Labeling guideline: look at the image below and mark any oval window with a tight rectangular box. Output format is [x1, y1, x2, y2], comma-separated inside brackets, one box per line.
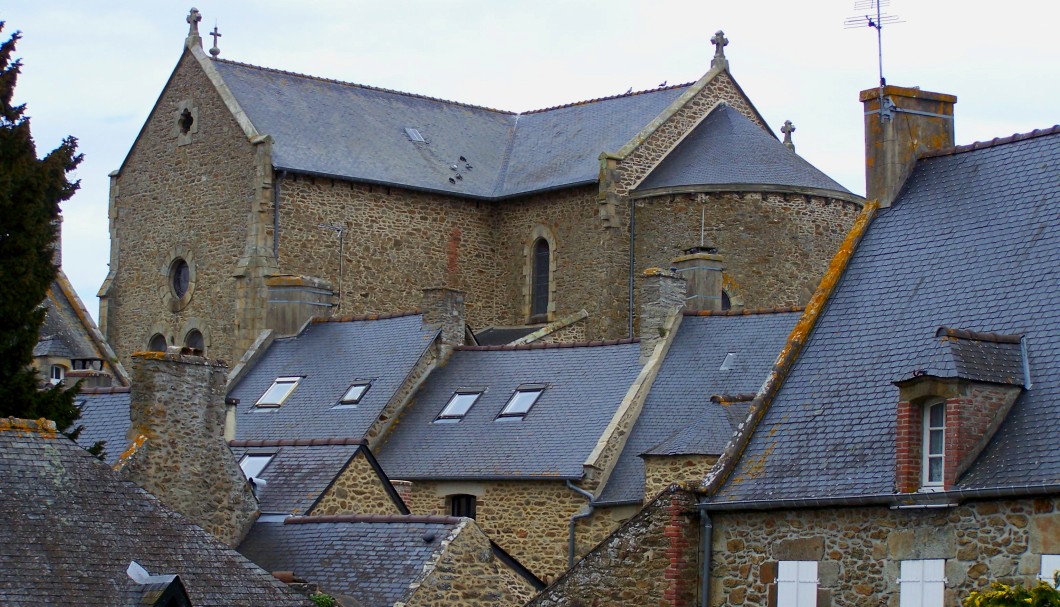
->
[171, 259, 190, 299]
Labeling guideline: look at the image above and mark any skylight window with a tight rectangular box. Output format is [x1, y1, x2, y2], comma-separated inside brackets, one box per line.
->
[435, 391, 482, 423]
[719, 352, 736, 371]
[497, 386, 544, 420]
[404, 127, 426, 142]
[239, 453, 274, 479]
[255, 377, 301, 408]
[334, 381, 371, 408]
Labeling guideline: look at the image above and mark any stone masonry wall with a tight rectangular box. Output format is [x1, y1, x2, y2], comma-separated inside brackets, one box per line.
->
[635, 193, 861, 309]
[407, 520, 537, 607]
[643, 455, 719, 504]
[105, 51, 260, 365]
[310, 450, 402, 516]
[529, 488, 701, 607]
[709, 496, 1060, 607]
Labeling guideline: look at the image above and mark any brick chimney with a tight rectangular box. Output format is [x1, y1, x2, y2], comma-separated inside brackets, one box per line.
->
[117, 348, 258, 547]
[861, 85, 956, 207]
[422, 287, 466, 356]
[639, 268, 686, 361]
[672, 243, 724, 312]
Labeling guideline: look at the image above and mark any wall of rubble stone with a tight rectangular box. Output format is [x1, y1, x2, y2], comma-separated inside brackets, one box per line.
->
[407, 520, 537, 607]
[643, 455, 718, 503]
[311, 450, 402, 516]
[708, 496, 1060, 607]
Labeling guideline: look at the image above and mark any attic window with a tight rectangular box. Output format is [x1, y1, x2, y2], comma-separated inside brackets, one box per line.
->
[239, 453, 274, 479]
[178, 109, 194, 135]
[49, 365, 65, 385]
[334, 381, 371, 408]
[719, 353, 736, 371]
[921, 401, 946, 490]
[435, 390, 482, 423]
[497, 386, 544, 420]
[404, 127, 426, 143]
[255, 377, 301, 408]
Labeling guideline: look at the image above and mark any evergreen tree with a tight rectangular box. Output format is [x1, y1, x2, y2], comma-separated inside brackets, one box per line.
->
[0, 23, 84, 431]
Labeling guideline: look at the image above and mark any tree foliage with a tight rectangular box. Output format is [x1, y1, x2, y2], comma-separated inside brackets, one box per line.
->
[0, 22, 84, 431]
[963, 577, 1060, 607]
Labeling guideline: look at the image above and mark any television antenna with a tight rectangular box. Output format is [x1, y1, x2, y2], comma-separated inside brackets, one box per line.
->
[845, 0, 903, 119]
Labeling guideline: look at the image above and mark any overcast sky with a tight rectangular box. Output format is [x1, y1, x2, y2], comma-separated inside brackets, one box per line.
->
[5, 1, 1058, 321]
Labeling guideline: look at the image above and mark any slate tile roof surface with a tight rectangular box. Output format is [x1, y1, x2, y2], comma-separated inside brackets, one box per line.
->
[71, 389, 132, 464]
[35, 279, 101, 360]
[0, 420, 309, 607]
[905, 329, 1027, 386]
[634, 104, 853, 197]
[713, 128, 1060, 502]
[376, 341, 643, 479]
[596, 312, 799, 505]
[238, 518, 461, 606]
[214, 59, 690, 200]
[229, 444, 360, 515]
[227, 314, 437, 441]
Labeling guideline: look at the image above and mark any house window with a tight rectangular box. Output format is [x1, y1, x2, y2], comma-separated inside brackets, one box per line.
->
[1041, 555, 1060, 587]
[449, 494, 476, 518]
[777, 560, 818, 607]
[239, 453, 274, 479]
[922, 401, 946, 489]
[530, 238, 550, 322]
[899, 559, 946, 607]
[148, 333, 168, 353]
[49, 365, 65, 385]
[435, 391, 482, 423]
[184, 329, 204, 352]
[334, 381, 371, 408]
[255, 377, 301, 408]
[497, 386, 544, 420]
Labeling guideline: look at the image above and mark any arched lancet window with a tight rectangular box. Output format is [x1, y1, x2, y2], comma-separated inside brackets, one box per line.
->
[530, 238, 550, 322]
[148, 333, 168, 353]
[184, 329, 204, 353]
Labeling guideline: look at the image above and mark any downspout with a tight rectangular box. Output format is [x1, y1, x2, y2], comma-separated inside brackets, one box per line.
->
[566, 480, 596, 569]
[273, 170, 286, 259]
[700, 510, 713, 607]
[628, 196, 636, 339]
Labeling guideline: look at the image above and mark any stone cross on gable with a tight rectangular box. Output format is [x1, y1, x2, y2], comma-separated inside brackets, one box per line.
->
[781, 120, 796, 152]
[209, 25, 222, 57]
[711, 30, 729, 70]
[187, 8, 202, 37]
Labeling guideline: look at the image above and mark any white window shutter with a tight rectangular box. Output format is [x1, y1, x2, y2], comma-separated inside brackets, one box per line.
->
[1041, 555, 1060, 586]
[900, 560, 945, 607]
[778, 561, 818, 607]
[797, 561, 818, 607]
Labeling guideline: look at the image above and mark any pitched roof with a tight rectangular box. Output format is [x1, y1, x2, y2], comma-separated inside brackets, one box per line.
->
[211, 58, 692, 199]
[238, 517, 463, 606]
[0, 418, 309, 607]
[71, 388, 132, 464]
[901, 327, 1027, 386]
[376, 341, 643, 480]
[227, 314, 437, 441]
[596, 311, 799, 505]
[633, 104, 853, 198]
[713, 128, 1060, 502]
[229, 444, 361, 515]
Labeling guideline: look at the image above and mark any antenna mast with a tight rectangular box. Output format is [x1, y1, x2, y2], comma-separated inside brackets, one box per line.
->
[845, 1, 903, 119]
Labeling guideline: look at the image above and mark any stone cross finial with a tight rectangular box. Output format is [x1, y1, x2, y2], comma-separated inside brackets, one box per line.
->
[711, 30, 729, 69]
[781, 120, 796, 152]
[209, 25, 222, 57]
[187, 8, 202, 37]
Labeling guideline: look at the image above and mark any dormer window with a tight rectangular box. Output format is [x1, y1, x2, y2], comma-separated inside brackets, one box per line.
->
[921, 401, 946, 490]
[497, 386, 544, 420]
[255, 377, 301, 408]
[435, 390, 482, 423]
[49, 365, 65, 385]
[334, 381, 371, 408]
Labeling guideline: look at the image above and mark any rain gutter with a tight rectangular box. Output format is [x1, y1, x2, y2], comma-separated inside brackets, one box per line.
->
[566, 480, 596, 569]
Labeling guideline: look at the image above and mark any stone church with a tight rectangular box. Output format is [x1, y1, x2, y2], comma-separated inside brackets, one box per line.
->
[98, 8, 861, 367]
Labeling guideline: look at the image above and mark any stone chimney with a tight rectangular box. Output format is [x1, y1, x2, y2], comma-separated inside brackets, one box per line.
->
[862, 85, 957, 207]
[422, 287, 466, 356]
[672, 243, 725, 312]
[639, 268, 686, 361]
[118, 348, 257, 547]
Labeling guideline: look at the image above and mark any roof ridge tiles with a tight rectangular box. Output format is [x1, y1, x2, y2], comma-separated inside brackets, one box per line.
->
[311, 310, 422, 324]
[920, 125, 1060, 159]
[454, 337, 640, 352]
[228, 438, 367, 447]
[683, 306, 804, 317]
[522, 81, 696, 115]
[0, 417, 58, 436]
[78, 386, 132, 394]
[283, 514, 463, 525]
[936, 327, 1023, 344]
[212, 57, 516, 115]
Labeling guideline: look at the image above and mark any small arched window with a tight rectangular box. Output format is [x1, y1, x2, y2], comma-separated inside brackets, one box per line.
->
[184, 329, 205, 353]
[530, 238, 550, 322]
[148, 333, 168, 353]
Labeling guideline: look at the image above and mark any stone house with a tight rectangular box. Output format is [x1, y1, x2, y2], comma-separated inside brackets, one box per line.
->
[530, 89, 1060, 607]
[97, 9, 860, 367]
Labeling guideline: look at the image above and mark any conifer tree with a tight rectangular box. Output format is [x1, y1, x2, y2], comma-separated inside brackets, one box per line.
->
[0, 23, 84, 431]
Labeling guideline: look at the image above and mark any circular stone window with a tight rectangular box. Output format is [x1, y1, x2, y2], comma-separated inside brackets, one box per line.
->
[171, 259, 190, 299]
[162, 248, 196, 312]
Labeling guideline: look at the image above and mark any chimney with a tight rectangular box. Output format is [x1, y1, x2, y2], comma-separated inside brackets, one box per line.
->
[422, 287, 466, 355]
[118, 348, 258, 547]
[391, 479, 413, 507]
[862, 85, 957, 207]
[672, 243, 724, 312]
[639, 268, 686, 362]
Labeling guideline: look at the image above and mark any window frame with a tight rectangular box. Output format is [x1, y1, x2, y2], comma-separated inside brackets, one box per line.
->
[334, 381, 372, 408]
[449, 494, 477, 519]
[255, 377, 302, 409]
[776, 560, 818, 607]
[435, 390, 483, 423]
[238, 453, 275, 479]
[497, 386, 545, 420]
[921, 400, 946, 490]
[530, 238, 551, 322]
[49, 364, 65, 385]
[898, 559, 946, 607]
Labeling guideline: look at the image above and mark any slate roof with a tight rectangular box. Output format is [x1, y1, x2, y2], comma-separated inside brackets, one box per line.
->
[227, 314, 437, 441]
[213, 58, 697, 199]
[238, 517, 463, 607]
[71, 388, 132, 465]
[36, 279, 105, 360]
[376, 341, 643, 480]
[229, 443, 361, 515]
[634, 104, 852, 197]
[713, 127, 1060, 503]
[596, 312, 799, 505]
[0, 418, 309, 607]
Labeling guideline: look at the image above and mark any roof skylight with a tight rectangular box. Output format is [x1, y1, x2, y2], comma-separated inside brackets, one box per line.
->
[255, 377, 301, 408]
[334, 381, 371, 408]
[719, 353, 736, 371]
[404, 127, 426, 142]
[497, 386, 544, 420]
[239, 453, 274, 479]
[435, 391, 482, 423]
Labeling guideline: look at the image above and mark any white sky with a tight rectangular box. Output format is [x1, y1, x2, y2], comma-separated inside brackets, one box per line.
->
[5, 1, 1059, 321]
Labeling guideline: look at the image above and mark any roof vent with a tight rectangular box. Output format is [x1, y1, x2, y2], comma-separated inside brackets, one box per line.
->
[404, 127, 426, 143]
